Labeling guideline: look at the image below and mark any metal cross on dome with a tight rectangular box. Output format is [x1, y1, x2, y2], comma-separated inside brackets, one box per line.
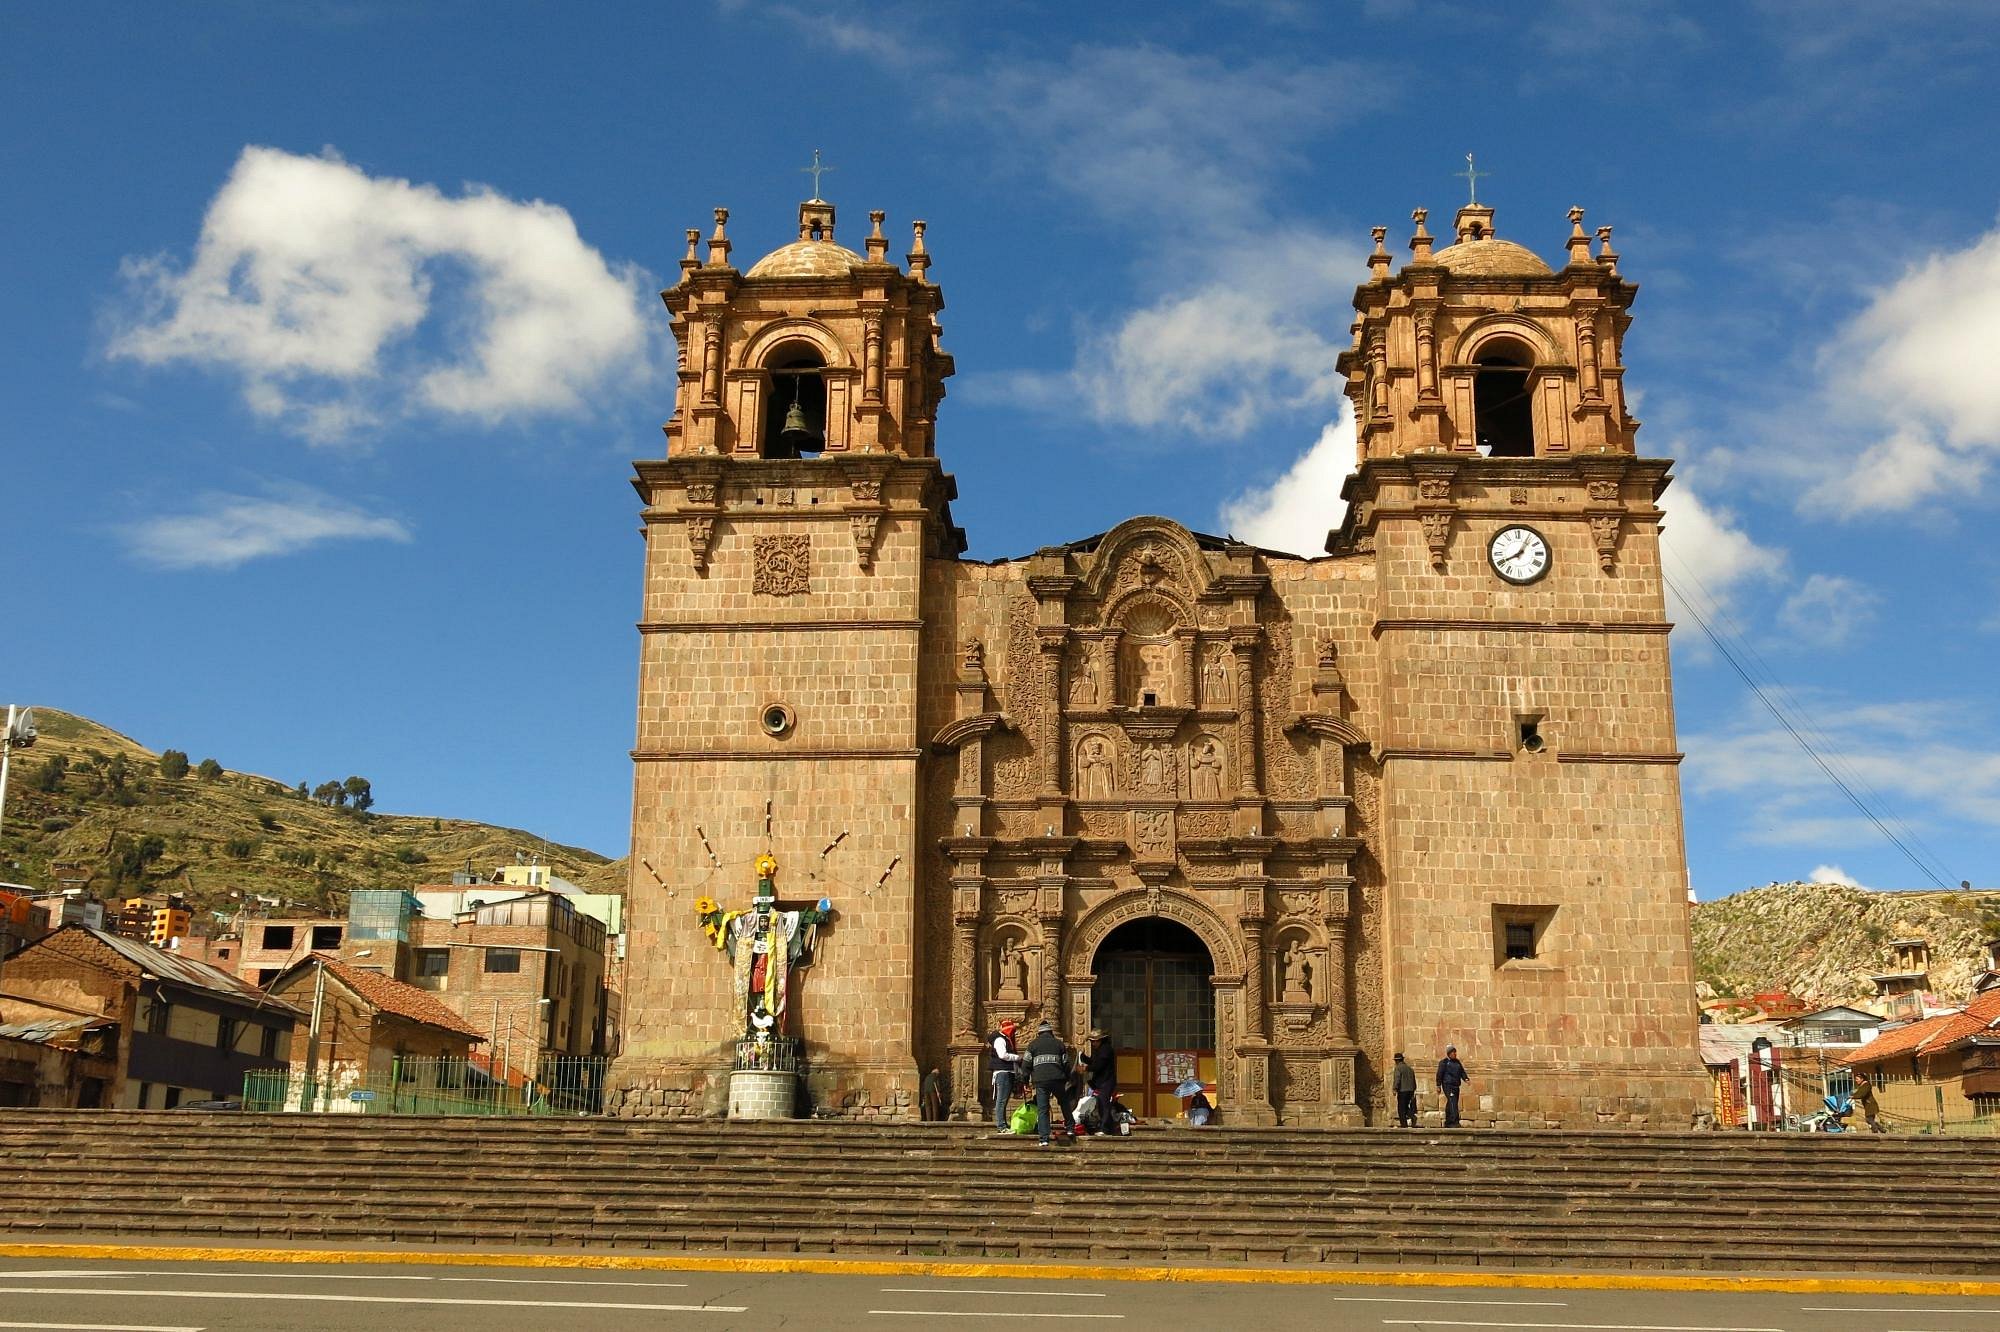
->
[1458, 152, 1489, 205]
[800, 148, 836, 201]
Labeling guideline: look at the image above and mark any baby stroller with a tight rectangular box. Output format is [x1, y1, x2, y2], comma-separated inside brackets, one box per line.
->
[1801, 1092, 1853, 1132]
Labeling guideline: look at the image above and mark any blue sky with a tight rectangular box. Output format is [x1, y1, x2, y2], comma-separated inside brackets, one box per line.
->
[3, 2, 1997, 898]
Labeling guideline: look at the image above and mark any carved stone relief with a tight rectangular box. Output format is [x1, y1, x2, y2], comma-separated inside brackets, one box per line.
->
[1189, 734, 1225, 800]
[1280, 1054, 1323, 1104]
[1133, 808, 1173, 859]
[1076, 733, 1117, 799]
[1201, 646, 1232, 705]
[751, 534, 811, 596]
[1134, 742, 1174, 795]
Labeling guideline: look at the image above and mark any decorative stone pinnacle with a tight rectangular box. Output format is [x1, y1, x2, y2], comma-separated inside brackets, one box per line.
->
[682, 228, 700, 266]
[1566, 207, 1592, 264]
[707, 208, 732, 265]
[866, 209, 888, 262]
[1595, 224, 1620, 275]
[908, 219, 931, 283]
[1409, 208, 1433, 261]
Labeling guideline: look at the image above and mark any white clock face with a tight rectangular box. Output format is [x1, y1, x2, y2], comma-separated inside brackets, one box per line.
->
[1489, 525, 1550, 584]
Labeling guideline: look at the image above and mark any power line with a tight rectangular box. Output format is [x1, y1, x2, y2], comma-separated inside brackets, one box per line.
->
[1663, 568, 1955, 890]
[1663, 548, 1958, 887]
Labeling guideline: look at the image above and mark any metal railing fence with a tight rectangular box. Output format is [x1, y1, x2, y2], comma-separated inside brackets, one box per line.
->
[243, 1054, 609, 1116]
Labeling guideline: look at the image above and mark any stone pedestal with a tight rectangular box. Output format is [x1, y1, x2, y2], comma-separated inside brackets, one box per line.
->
[728, 1068, 800, 1120]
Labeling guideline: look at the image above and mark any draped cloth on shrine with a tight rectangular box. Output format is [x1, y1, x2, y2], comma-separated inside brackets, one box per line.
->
[728, 908, 820, 1032]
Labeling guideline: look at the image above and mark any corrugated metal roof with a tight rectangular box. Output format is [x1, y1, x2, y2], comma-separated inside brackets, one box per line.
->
[0, 1014, 107, 1043]
[1698, 1021, 1786, 1067]
[74, 926, 304, 1015]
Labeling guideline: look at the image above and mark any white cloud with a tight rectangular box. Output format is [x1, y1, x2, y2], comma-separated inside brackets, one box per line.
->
[1777, 572, 1881, 646]
[982, 230, 1357, 437]
[125, 485, 411, 570]
[1656, 477, 1786, 629]
[1796, 221, 2000, 515]
[1807, 864, 1873, 890]
[1216, 403, 1354, 557]
[1684, 693, 2000, 876]
[111, 146, 654, 441]
[946, 46, 1376, 438]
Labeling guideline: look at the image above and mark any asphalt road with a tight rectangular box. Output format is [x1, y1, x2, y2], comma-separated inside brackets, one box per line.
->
[1, 1256, 1997, 1331]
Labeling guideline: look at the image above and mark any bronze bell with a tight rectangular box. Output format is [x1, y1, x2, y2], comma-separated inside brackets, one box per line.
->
[778, 381, 820, 451]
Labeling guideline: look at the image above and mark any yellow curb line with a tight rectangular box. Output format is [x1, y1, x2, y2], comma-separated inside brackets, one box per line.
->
[2, 1242, 1997, 1297]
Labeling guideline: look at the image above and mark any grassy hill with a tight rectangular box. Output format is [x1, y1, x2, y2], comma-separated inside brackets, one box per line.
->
[1691, 880, 2000, 1007]
[0, 709, 614, 921]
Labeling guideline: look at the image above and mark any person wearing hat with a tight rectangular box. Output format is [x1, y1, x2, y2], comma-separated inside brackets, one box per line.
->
[1024, 1019, 1073, 1146]
[1082, 1028, 1117, 1135]
[989, 1019, 1022, 1133]
[1436, 1045, 1470, 1128]
[1390, 1052, 1418, 1128]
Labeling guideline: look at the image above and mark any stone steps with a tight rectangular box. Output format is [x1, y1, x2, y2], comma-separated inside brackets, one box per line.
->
[2, 1111, 1996, 1273]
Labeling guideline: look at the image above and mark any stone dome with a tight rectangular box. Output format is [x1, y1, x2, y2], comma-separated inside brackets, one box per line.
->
[1429, 237, 1553, 277]
[745, 239, 866, 280]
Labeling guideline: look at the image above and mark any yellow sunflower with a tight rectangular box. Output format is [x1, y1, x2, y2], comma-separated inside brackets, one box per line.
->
[754, 853, 778, 879]
[694, 896, 718, 916]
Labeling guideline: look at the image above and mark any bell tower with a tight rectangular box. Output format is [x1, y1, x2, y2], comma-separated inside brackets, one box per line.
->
[611, 192, 963, 1118]
[1332, 197, 1706, 1123]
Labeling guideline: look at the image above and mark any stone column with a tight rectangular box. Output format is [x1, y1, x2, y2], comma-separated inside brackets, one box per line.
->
[1229, 630, 1260, 795]
[1036, 628, 1068, 793]
[863, 313, 884, 405]
[1325, 915, 1351, 1042]
[701, 318, 722, 407]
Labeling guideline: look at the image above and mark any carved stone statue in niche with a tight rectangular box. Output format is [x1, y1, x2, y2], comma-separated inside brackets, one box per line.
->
[1138, 743, 1169, 793]
[1071, 644, 1099, 705]
[1280, 942, 1314, 1003]
[996, 938, 1029, 1001]
[1077, 734, 1116, 799]
[1190, 735, 1224, 801]
[1202, 646, 1231, 705]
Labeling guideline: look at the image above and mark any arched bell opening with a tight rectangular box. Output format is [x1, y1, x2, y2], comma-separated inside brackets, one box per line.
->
[1090, 916, 1215, 1117]
[1473, 341, 1537, 458]
[761, 343, 827, 459]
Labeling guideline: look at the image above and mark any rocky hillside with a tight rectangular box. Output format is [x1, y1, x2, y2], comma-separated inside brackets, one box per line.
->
[0, 709, 612, 920]
[1692, 880, 2000, 1007]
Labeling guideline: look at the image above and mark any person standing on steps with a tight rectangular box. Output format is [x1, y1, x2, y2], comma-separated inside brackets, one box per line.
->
[1391, 1052, 1418, 1127]
[1436, 1045, 1469, 1127]
[1025, 1019, 1072, 1146]
[1083, 1029, 1117, 1135]
[989, 1019, 1021, 1133]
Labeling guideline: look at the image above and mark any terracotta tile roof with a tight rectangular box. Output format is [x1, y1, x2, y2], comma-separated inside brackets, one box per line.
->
[1843, 990, 2000, 1067]
[286, 954, 486, 1041]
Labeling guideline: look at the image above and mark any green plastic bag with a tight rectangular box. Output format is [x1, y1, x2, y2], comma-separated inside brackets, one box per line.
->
[1009, 1101, 1039, 1135]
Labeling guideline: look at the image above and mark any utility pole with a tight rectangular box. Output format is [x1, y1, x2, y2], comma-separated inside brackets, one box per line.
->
[301, 958, 327, 1112]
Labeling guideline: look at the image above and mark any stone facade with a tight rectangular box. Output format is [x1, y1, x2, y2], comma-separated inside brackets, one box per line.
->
[609, 194, 1708, 1127]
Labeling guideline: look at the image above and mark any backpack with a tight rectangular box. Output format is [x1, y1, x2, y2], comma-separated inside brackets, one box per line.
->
[1009, 1101, 1039, 1135]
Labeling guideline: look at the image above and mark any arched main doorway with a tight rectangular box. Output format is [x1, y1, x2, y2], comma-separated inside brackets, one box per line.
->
[1091, 917, 1216, 1118]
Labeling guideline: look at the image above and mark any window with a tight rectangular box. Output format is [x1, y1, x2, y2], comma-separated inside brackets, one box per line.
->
[256, 967, 282, 988]
[483, 948, 522, 974]
[216, 1017, 237, 1052]
[142, 995, 169, 1035]
[416, 948, 450, 978]
[1493, 905, 1558, 967]
[260, 925, 295, 950]
[260, 1026, 281, 1059]
[761, 347, 826, 459]
[310, 924, 343, 950]
[1472, 344, 1536, 458]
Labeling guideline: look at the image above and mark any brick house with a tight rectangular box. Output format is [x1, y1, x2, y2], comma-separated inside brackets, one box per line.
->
[0, 1013, 119, 1107]
[404, 890, 609, 1081]
[233, 916, 348, 987]
[0, 925, 297, 1107]
[1841, 989, 2000, 1120]
[265, 954, 485, 1108]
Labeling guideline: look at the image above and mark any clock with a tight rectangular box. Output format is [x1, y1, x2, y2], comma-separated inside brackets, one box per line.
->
[1488, 525, 1550, 585]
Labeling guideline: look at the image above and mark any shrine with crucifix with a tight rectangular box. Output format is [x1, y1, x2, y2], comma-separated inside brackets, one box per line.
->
[605, 157, 1708, 1127]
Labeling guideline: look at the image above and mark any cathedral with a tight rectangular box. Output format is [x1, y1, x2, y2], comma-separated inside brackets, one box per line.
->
[606, 190, 1708, 1127]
